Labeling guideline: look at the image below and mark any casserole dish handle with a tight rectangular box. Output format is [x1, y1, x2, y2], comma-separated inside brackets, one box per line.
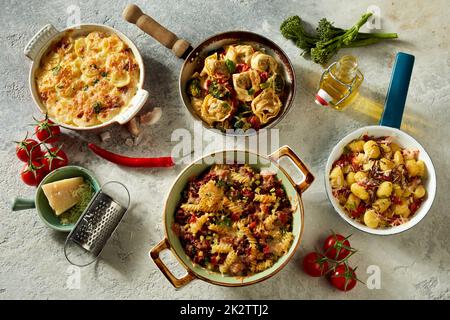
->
[150, 238, 196, 288]
[115, 89, 149, 125]
[269, 145, 314, 193]
[123, 4, 192, 59]
[24, 24, 59, 60]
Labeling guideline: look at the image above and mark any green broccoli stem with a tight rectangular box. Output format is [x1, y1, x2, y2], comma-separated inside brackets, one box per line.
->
[341, 12, 373, 45]
[357, 32, 398, 39]
[343, 38, 383, 47]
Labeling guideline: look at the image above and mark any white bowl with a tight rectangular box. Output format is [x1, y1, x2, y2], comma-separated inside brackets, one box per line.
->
[324, 125, 437, 235]
[24, 24, 149, 131]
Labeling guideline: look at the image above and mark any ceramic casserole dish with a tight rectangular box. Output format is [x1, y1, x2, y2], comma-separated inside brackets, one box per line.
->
[150, 146, 314, 288]
[24, 24, 149, 130]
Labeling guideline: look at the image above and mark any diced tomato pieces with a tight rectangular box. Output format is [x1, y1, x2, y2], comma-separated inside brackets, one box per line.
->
[249, 115, 260, 130]
[203, 79, 212, 91]
[392, 196, 402, 205]
[351, 204, 365, 218]
[409, 200, 422, 214]
[231, 213, 241, 222]
[263, 245, 271, 254]
[188, 215, 197, 223]
[333, 154, 352, 168]
[278, 212, 289, 225]
[259, 71, 269, 82]
[216, 76, 229, 84]
[236, 63, 250, 73]
[249, 221, 257, 230]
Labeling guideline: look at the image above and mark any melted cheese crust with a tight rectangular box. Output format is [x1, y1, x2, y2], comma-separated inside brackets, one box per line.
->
[36, 32, 140, 127]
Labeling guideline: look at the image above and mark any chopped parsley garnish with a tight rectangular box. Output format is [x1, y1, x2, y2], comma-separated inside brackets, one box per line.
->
[51, 65, 61, 76]
[82, 85, 89, 91]
[101, 71, 108, 77]
[216, 180, 227, 188]
[92, 101, 102, 114]
[234, 119, 245, 129]
[208, 81, 229, 99]
[225, 59, 236, 74]
[92, 79, 99, 85]
[220, 217, 232, 227]
[247, 88, 255, 95]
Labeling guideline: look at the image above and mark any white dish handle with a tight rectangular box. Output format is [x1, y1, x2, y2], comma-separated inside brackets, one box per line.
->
[115, 88, 149, 125]
[24, 24, 59, 60]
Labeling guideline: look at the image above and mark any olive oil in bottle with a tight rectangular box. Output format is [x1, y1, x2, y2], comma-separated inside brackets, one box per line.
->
[315, 55, 364, 110]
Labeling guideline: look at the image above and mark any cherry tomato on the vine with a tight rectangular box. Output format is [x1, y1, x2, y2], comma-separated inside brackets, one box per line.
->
[20, 161, 47, 186]
[42, 147, 68, 172]
[323, 233, 352, 261]
[303, 252, 329, 277]
[35, 116, 61, 143]
[15, 138, 42, 162]
[329, 264, 358, 292]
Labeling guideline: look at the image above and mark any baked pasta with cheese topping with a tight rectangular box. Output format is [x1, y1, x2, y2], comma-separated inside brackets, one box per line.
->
[173, 164, 294, 276]
[35, 31, 140, 127]
[186, 44, 285, 132]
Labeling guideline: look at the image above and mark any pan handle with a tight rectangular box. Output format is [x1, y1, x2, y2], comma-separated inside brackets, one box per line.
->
[122, 4, 192, 59]
[379, 52, 415, 129]
[150, 238, 196, 288]
[269, 145, 314, 193]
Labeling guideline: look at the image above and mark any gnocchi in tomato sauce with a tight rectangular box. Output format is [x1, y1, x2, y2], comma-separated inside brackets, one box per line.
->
[329, 135, 427, 229]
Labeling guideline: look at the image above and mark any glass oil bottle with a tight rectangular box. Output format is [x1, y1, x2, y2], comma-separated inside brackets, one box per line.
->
[315, 55, 364, 110]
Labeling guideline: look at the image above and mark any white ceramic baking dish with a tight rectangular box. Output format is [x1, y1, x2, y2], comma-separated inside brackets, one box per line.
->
[24, 24, 149, 130]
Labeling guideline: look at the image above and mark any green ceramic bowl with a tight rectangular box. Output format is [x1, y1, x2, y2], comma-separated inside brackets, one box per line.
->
[150, 147, 314, 288]
[12, 166, 100, 232]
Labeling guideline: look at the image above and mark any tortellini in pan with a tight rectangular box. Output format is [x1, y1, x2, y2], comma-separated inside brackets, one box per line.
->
[225, 45, 254, 65]
[232, 70, 260, 101]
[201, 53, 230, 81]
[251, 88, 282, 124]
[250, 52, 278, 73]
[187, 43, 285, 131]
[201, 95, 233, 124]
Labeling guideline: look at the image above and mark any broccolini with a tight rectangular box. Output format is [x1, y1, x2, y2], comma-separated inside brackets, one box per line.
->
[280, 12, 398, 65]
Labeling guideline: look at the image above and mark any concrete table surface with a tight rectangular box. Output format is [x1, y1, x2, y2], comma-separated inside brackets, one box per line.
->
[0, 0, 449, 299]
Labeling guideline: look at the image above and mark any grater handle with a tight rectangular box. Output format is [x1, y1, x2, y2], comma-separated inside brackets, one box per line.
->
[150, 238, 196, 288]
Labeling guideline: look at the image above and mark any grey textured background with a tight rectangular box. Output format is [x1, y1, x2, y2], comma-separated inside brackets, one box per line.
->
[1, 0, 449, 299]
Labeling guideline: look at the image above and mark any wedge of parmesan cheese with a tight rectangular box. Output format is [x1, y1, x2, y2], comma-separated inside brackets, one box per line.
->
[42, 177, 85, 216]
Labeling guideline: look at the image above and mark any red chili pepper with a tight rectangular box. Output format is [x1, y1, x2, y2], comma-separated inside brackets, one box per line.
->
[88, 143, 175, 168]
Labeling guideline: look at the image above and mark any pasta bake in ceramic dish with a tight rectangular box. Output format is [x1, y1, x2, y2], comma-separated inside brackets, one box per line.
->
[151, 147, 314, 288]
[173, 164, 294, 276]
[25, 24, 148, 130]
